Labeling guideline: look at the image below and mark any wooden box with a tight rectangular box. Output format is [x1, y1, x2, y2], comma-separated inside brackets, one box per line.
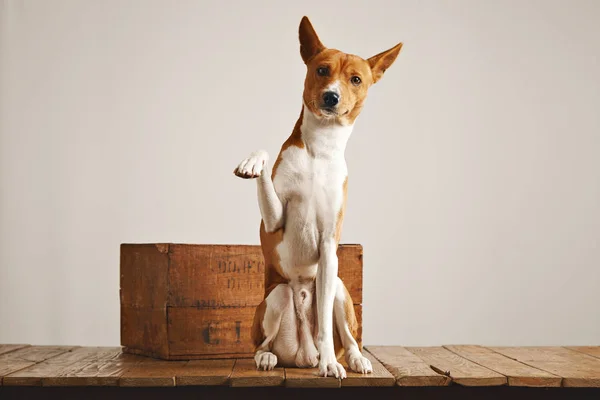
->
[120, 243, 363, 360]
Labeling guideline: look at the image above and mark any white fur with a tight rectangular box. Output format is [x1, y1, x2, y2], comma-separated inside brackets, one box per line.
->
[237, 106, 371, 378]
[325, 80, 341, 95]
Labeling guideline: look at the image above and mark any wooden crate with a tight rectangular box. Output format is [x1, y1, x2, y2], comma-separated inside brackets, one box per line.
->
[120, 243, 363, 360]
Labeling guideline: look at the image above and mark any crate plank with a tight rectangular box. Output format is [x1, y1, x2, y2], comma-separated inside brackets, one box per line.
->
[490, 346, 600, 387]
[0, 346, 76, 385]
[444, 345, 561, 387]
[4, 347, 122, 386]
[341, 350, 395, 387]
[120, 243, 169, 308]
[229, 359, 284, 387]
[167, 306, 256, 357]
[367, 346, 450, 386]
[167, 244, 363, 308]
[407, 347, 506, 386]
[121, 307, 168, 358]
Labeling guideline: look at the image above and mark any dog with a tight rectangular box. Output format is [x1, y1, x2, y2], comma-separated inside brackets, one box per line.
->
[234, 16, 402, 378]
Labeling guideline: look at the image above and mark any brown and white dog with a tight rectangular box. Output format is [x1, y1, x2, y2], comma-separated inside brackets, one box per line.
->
[234, 16, 402, 378]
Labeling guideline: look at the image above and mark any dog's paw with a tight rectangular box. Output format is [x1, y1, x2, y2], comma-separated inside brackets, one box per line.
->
[348, 353, 373, 374]
[318, 360, 346, 379]
[234, 150, 269, 179]
[255, 351, 278, 371]
[318, 350, 346, 379]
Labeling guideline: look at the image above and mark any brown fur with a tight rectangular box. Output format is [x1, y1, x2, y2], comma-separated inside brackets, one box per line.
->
[251, 298, 268, 349]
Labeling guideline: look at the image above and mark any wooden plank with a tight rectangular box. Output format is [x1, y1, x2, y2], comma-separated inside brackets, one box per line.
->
[284, 366, 340, 388]
[4, 347, 122, 386]
[407, 347, 507, 386]
[39, 348, 131, 387]
[119, 360, 188, 387]
[566, 346, 600, 359]
[0, 346, 76, 385]
[341, 350, 395, 387]
[0, 345, 30, 356]
[444, 345, 561, 387]
[490, 346, 600, 387]
[176, 359, 235, 386]
[367, 346, 450, 386]
[43, 354, 144, 386]
[229, 359, 284, 387]
[166, 244, 363, 308]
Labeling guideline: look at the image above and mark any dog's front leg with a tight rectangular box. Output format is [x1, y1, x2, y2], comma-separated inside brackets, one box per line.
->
[234, 150, 284, 232]
[316, 237, 346, 378]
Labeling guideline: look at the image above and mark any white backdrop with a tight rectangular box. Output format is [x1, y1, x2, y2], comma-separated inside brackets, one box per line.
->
[1, 0, 599, 346]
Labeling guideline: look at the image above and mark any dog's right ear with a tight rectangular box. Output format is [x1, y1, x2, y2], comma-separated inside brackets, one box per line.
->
[299, 16, 325, 64]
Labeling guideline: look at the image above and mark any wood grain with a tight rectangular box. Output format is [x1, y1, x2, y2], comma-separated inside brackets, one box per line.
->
[176, 359, 235, 386]
[407, 347, 506, 386]
[490, 346, 600, 387]
[0, 346, 76, 385]
[43, 354, 144, 386]
[167, 306, 256, 357]
[4, 347, 122, 386]
[120, 243, 169, 308]
[167, 244, 363, 308]
[341, 350, 395, 387]
[121, 306, 168, 358]
[0, 345, 29, 356]
[367, 346, 450, 386]
[119, 360, 188, 387]
[284, 367, 340, 388]
[566, 346, 600, 359]
[229, 359, 284, 387]
[444, 345, 561, 387]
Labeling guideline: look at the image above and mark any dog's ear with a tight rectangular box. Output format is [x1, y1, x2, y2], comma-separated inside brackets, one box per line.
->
[368, 42, 403, 83]
[299, 16, 325, 64]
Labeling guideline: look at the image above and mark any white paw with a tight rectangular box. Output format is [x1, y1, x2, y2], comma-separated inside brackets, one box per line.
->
[255, 352, 278, 371]
[318, 353, 346, 379]
[348, 354, 373, 374]
[234, 150, 269, 179]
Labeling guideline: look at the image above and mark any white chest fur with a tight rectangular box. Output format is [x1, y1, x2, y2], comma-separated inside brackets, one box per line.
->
[274, 109, 353, 280]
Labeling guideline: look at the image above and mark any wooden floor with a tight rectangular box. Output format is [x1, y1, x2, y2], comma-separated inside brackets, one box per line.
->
[1, 344, 600, 389]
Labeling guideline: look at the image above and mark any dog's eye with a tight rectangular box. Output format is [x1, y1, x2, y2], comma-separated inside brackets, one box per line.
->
[351, 76, 362, 86]
[317, 67, 329, 76]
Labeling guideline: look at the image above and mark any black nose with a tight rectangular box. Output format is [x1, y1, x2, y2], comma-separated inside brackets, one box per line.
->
[322, 91, 340, 107]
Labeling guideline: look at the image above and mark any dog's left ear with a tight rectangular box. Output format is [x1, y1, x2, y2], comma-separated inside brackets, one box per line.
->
[368, 42, 403, 84]
[299, 16, 325, 64]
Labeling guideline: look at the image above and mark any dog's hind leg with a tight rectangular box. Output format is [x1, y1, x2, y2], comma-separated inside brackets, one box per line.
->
[251, 283, 297, 370]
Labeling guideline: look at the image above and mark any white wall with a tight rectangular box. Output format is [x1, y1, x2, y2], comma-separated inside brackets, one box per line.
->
[1, 0, 599, 347]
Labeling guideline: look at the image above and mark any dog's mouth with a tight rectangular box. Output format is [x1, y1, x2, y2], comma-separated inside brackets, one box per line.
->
[319, 106, 349, 117]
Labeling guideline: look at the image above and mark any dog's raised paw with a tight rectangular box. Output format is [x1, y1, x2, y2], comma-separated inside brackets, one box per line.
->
[255, 351, 278, 371]
[234, 150, 269, 179]
[348, 354, 373, 374]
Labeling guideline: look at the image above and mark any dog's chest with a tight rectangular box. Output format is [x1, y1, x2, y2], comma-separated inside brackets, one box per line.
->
[274, 146, 347, 224]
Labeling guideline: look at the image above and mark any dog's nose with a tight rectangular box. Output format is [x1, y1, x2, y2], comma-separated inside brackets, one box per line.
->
[322, 91, 340, 107]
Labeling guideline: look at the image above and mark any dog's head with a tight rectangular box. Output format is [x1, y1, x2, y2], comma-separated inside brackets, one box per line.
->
[299, 16, 402, 125]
